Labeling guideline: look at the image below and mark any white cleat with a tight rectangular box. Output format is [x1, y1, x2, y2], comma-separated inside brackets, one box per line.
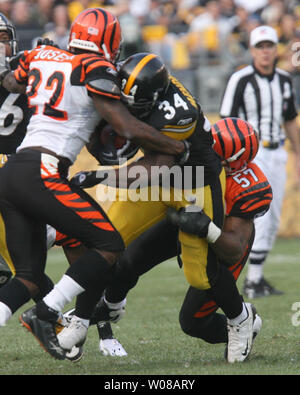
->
[57, 315, 88, 351]
[65, 345, 84, 362]
[227, 302, 254, 363]
[99, 338, 128, 357]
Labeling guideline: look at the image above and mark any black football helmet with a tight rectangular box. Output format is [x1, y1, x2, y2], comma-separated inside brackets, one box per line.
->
[0, 13, 18, 56]
[118, 52, 170, 118]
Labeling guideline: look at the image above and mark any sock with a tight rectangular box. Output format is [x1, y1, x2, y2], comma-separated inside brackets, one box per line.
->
[228, 302, 248, 326]
[206, 265, 243, 319]
[69, 251, 115, 320]
[97, 321, 114, 340]
[65, 249, 113, 290]
[0, 277, 31, 313]
[43, 275, 84, 312]
[104, 295, 126, 310]
[104, 261, 138, 303]
[32, 274, 54, 303]
[247, 258, 265, 283]
[75, 288, 104, 320]
[0, 302, 12, 326]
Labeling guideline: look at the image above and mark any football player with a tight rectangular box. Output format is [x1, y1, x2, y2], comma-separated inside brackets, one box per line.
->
[0, 18, 57, 298]
[91, 117, 272, 362]
[0, 8, 189, 360]
[59, 55, 256, 363]
[0, 13, 29, 288]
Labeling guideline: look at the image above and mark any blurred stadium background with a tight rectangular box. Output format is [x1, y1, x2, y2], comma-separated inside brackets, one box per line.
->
[3, 0, 300, 236]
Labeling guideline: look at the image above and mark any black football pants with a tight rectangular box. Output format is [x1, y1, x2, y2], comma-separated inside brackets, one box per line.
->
[0, 150, 124, 311]
[105, 219, 254, 344]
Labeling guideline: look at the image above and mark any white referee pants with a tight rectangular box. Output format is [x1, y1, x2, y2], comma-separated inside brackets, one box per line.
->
[249, 145, 288, 260]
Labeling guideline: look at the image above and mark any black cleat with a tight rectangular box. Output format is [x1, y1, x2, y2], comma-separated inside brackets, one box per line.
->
[243, 277, 284, 299]
[20, 306, 66, 360]
[0, 270, 12, 287]
[0, 258, 12, 287]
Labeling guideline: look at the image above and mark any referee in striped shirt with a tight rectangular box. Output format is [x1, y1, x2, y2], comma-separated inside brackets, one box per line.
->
[220, 25, 300, 298]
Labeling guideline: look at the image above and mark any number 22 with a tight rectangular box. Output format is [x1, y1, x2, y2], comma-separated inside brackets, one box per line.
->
[27, 69, 67, 120]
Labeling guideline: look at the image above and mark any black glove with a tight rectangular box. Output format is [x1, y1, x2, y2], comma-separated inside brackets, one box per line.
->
[70, 170, 110, 188]
[0, 270, 12, 287]
[70, 171, 98, 188]
[36, 37, 59, 48]
[175, 140, 190, 165]
[167, 206, 221, 243]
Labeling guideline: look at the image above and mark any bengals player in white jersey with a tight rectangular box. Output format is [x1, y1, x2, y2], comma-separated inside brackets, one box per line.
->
[0, 8, 189, 360]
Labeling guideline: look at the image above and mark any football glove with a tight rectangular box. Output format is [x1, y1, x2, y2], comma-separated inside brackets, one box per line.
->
[70, 171, 101, 188]
[36, 37, 59, 48]
[175, 140, 190, 165]
[167, 206, 221, 243]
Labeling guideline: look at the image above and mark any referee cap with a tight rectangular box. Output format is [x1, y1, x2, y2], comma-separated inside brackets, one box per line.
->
[250, 25, 278, 47]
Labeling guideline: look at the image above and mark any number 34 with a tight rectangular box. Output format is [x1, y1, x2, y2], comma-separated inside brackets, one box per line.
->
[158, 93, 188, 120]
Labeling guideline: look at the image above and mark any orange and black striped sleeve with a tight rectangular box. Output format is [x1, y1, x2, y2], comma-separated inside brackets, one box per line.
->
[14, 50, 32, 83]
[81, 54, 121, 99]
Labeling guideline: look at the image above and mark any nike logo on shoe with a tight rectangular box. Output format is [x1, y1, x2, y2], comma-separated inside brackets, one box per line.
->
[49, 341, 65, 357]
[241, 340, 249, 357]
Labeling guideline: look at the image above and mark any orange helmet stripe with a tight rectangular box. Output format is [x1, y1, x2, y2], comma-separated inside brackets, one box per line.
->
[123, 53, 157, 95]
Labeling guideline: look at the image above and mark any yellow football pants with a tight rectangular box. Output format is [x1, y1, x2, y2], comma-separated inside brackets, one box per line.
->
[97, 169, 226, 290]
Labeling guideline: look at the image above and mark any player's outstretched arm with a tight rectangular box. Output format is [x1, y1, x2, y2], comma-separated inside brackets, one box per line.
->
[167, 207, 253, 265]
[92, 93, 189, 162]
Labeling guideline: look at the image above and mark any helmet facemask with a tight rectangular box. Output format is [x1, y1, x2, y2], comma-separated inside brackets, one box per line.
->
[0, 14, 18, 56]
[212, 117, 259, 174]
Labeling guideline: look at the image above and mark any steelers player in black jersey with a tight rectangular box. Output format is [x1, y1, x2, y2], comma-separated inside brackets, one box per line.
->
[62, 53, 253, 361]
[0, 13, 29, 287]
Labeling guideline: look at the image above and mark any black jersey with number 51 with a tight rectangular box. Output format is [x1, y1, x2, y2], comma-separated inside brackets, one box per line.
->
[0, 55, 29, 154]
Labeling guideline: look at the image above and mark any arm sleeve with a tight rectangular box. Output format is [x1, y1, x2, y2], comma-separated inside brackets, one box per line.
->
[283, 78, 298, 121]
[83, 56, 121, 99]
[219, 73, 243, 118]
[13, 50, 30, 83]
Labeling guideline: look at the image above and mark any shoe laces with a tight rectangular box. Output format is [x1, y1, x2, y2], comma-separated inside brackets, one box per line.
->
[69, 316, 88, 330]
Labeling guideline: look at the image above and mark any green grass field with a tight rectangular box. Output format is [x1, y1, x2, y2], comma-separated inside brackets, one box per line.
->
[0, 238, 300, 376]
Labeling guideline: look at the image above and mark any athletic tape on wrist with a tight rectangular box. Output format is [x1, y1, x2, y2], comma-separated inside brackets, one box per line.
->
[207, 222, 221, 243]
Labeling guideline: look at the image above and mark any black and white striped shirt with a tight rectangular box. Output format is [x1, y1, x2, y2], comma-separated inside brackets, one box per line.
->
[220, 64, 298, 144]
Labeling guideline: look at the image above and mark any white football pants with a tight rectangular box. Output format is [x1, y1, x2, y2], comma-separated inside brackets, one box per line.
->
[249, 145, 288, 261]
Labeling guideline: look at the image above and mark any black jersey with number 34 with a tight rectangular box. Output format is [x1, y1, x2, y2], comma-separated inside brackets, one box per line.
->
[0, 55, 29, 154]
[143, 75, 221, 186]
